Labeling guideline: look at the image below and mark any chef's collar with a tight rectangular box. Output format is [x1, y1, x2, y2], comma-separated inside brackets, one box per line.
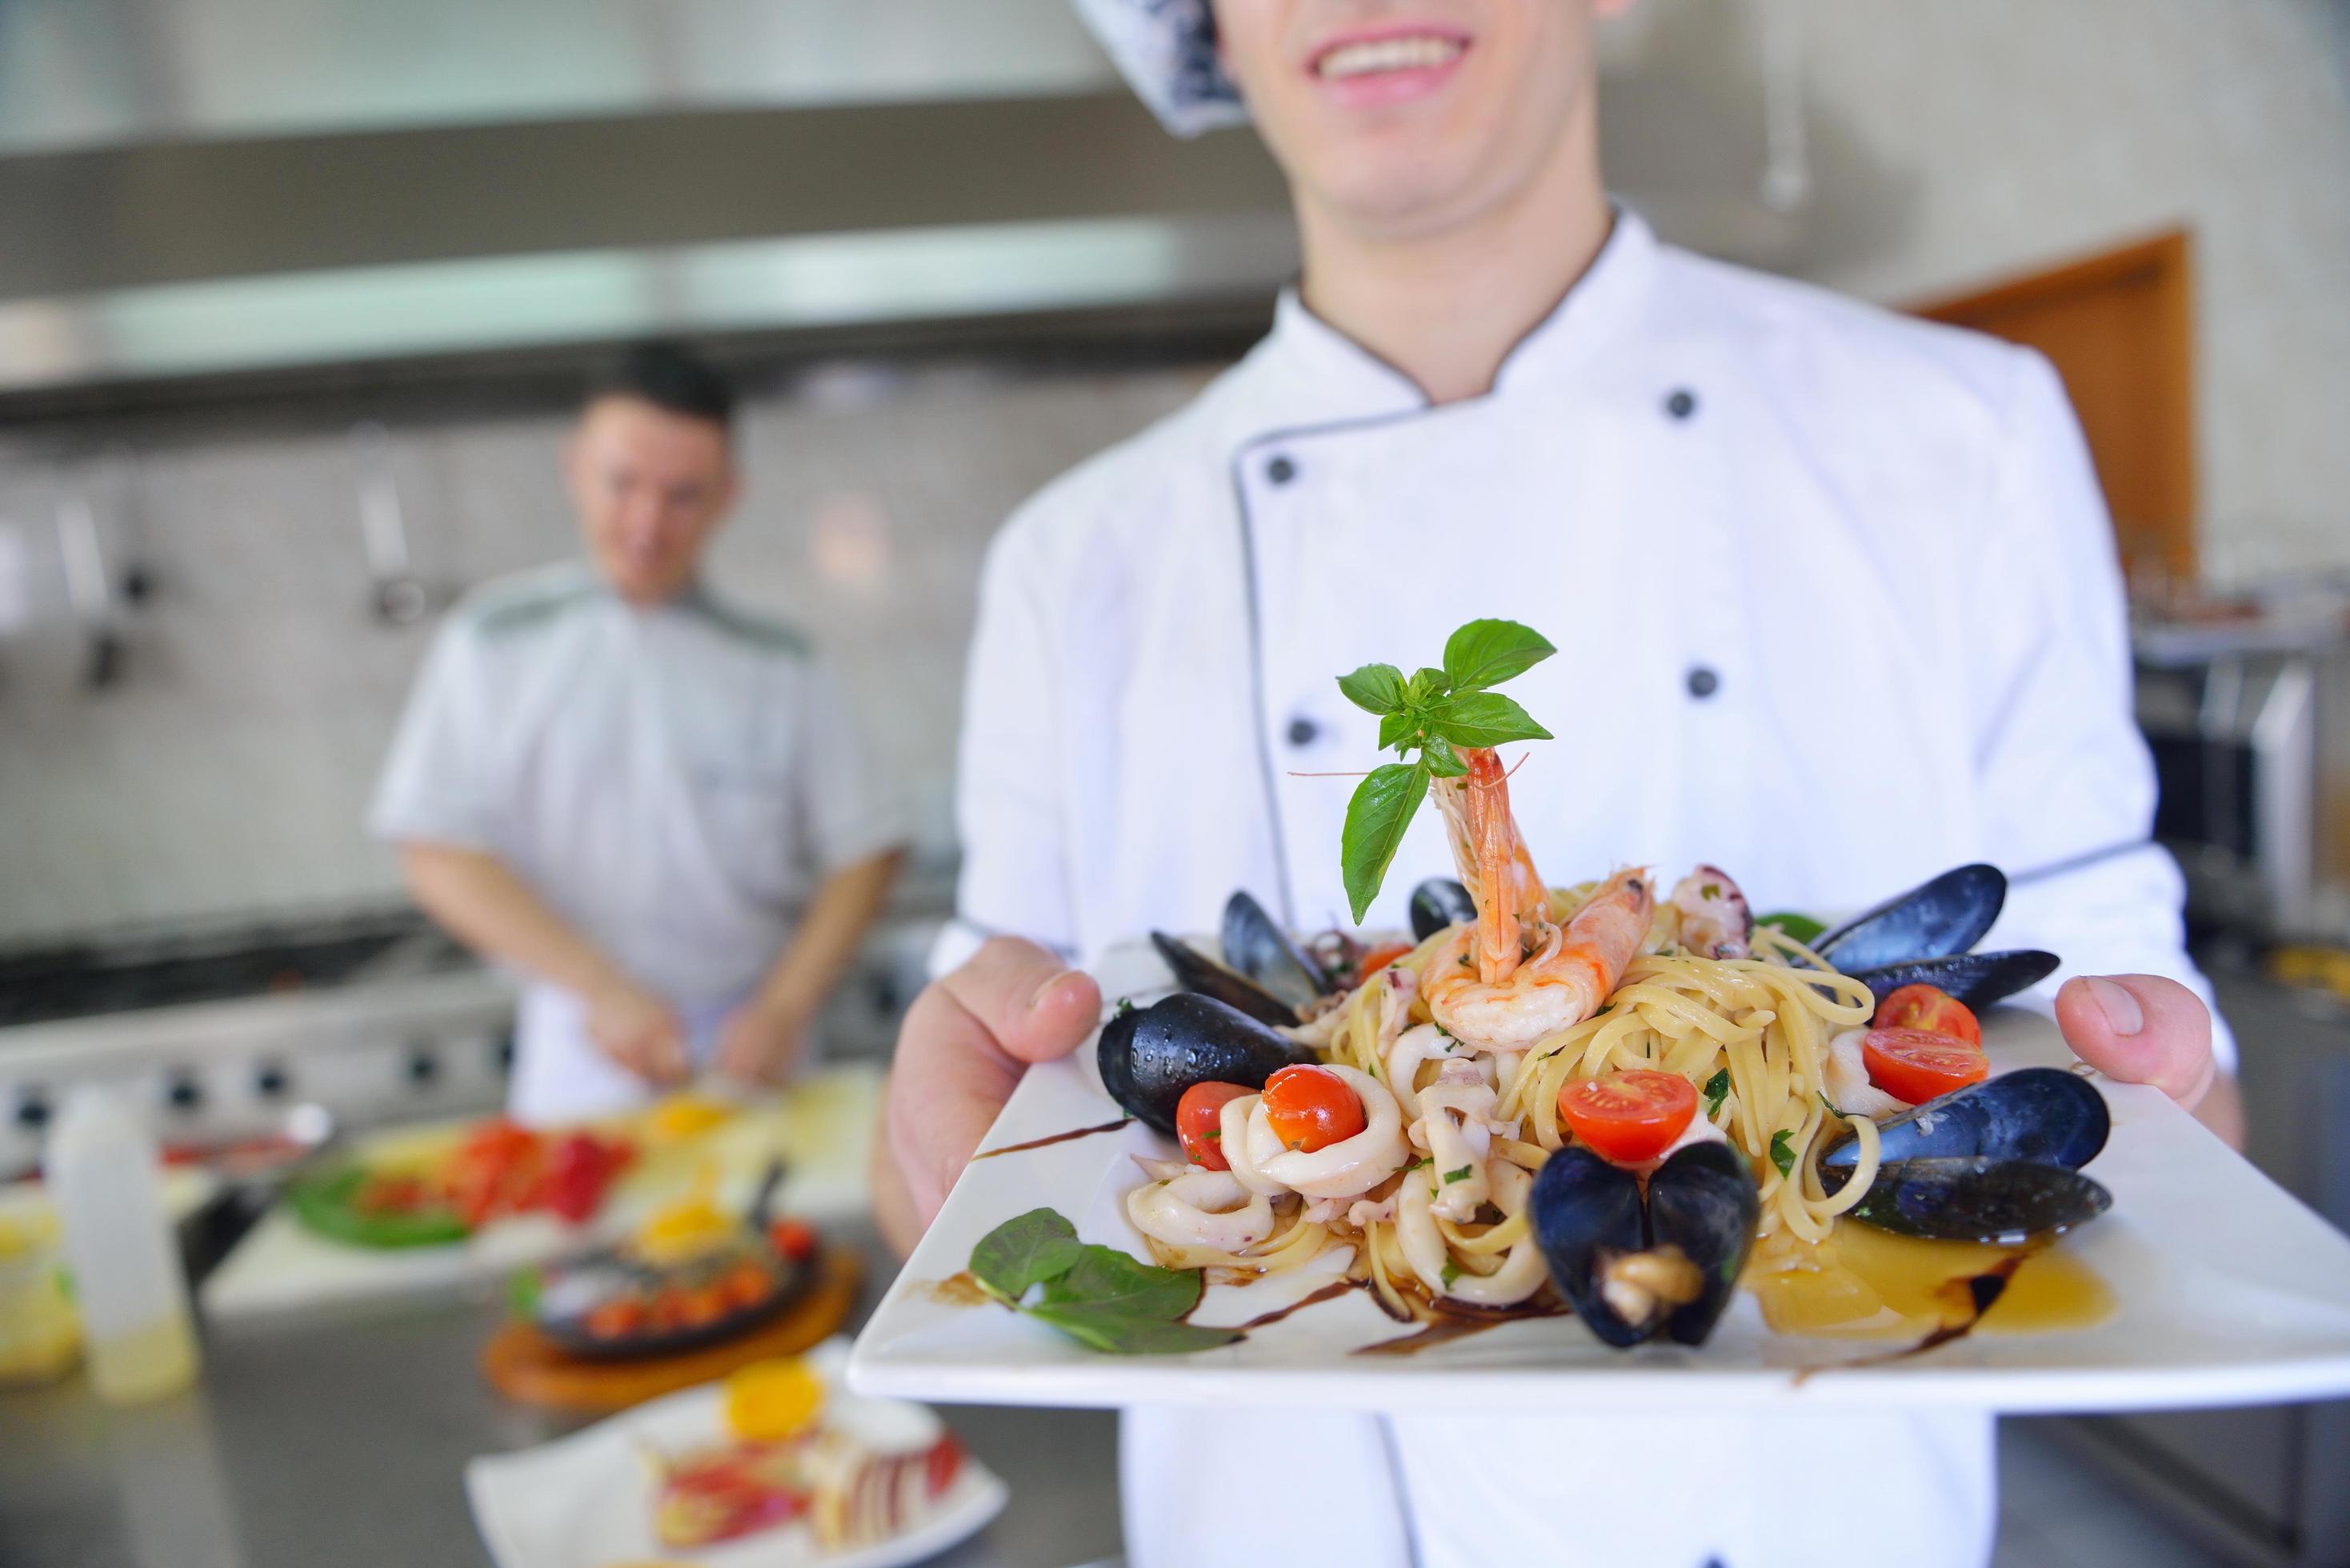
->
[1237, 206, 1659, 435]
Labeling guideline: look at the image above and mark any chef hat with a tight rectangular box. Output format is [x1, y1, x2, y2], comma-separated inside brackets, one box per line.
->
[1070, 0, 1249, 136]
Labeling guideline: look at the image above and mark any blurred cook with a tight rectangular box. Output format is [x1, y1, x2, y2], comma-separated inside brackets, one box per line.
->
[372, 343, 905, 1125]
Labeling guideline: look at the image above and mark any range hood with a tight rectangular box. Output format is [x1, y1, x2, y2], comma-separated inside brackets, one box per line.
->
[0, 0, 1826, 405]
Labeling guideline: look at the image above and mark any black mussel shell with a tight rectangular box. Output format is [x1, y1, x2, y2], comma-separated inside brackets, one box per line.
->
[1851, 950, 2061, 1010]
[1845, 1156, 2112, 1242]
[1149, 931, 1300, 1028]
[1821, 1066, 2109, 1178]
[1409, 878, 1477, 942]
[1814, 864, 2006, 971]
[1528, 1146, 1652, 1348]
[1220, 890, 1328, 1015]
[1646, 1140, 1761, 1346]
[1095, 992, 1313, 1136]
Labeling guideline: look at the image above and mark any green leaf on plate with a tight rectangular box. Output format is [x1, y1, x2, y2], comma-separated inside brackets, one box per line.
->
[1759, 911, 1827, 944]
[1022, 1302, 1240, 1356]
[1038, 1246, 1203, 1322]
[970, 1208, 1084, 1304]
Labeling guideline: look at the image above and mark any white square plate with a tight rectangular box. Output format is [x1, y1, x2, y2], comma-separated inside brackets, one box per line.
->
[467, 1338, 1007, 1568]
[848, 947, 2350, 1414]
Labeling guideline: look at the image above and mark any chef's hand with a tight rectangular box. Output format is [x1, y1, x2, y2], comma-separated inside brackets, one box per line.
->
[871, 938, 1101, 1258]
[714, 997, 811, 1088]
[2056, 974, 2244, 1146]
[585, 976, 689, 1086]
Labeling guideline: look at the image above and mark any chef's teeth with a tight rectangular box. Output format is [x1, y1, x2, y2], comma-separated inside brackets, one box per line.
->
[1315, 35, 1464, 79]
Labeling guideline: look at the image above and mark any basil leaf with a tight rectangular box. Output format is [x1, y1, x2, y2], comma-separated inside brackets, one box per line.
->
[1427, 690, 1551, 749]
[1421, 735, 1467, 777]
[970, 1208, 1084, 1304]
[1407, 666, 1450, 702]
[1377, 709, 1418, 753]
[1769, 1129, 1796, 1178]
[1337, 662, 1409, 716]
[1340, 761, 1431, 922]
[1023, 1302, 1240, 1355]
[1039, 1246, 1202, 1322]
[1703, 1067, 1732, 1118]
[1759, 911, 1826, 944]
[1442, 1165, 1472, 1185]
[1442, 618, 1555, 692]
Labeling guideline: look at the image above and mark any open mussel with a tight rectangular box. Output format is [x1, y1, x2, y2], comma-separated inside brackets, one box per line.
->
[1820, 1068, 2113, 1242]
[1531, 1142, 1759, 1350]
[1813, 863, 2005, 972]
[1096, 992, 1314, 1136]
[1149, 932, 1300, 1028]
[1409, 878, 1477, 942]
[1849, 950, 2061, 1011]
[1148, 891, 1332, 1028]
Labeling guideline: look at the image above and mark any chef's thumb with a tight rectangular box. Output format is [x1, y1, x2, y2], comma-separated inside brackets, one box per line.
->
[2055, 973, 2216, 1110]
[941, 937, 1102, 1065]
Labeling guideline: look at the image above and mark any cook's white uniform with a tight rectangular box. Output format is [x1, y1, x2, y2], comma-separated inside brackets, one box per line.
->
[372, 563, 903, 1125]
[946, 212, 2228, 1567]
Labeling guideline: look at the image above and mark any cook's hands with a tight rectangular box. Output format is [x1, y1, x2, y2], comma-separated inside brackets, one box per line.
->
[2055, 973, 2216, 1110]
[585, 975, 688, 1086]
[872, 938, 1102, 1257]
[714, 996, 811, 1087]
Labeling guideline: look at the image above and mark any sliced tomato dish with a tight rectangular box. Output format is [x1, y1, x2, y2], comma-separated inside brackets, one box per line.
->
[1557, 1069, 1699, 1165]
[1860, 1026, 1988, 1105]
[1872, 983, 1982, 1047]
[1262, 1065, 1366, 1153]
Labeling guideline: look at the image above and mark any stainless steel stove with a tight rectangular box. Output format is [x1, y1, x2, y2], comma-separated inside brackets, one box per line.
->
[0, 912, 516, 1180]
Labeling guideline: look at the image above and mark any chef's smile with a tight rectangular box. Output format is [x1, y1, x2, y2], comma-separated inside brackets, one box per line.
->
[1306, 23, 1471, 107]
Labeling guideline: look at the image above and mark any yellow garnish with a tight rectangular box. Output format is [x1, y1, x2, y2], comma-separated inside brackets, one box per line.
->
[646, 1095, 735, 1145]
[723, 1357, 826, 1442]
[634, 1162, 736, 1265]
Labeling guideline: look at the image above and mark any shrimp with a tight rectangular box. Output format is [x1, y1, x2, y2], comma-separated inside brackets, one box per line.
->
[1421, 747, 1655, 1051]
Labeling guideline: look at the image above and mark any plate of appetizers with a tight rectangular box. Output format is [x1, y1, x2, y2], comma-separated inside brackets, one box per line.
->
[466, 1339, 1004, 1568]
[847, 620, 2350, 1414]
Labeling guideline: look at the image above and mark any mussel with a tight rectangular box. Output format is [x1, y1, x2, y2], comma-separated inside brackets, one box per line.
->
[1812, 863, 2006, 971]
[1531, 1141, 1759, 1350]
[1148, 891, 1331, 1028]
[1848, 950, 2061, 1011]
[1409, 878, 1477, 943]
[1150, 932, 1300, 1028]
[1820, 1068, 2113, 1242]
[1096, 992, 1315, 1136]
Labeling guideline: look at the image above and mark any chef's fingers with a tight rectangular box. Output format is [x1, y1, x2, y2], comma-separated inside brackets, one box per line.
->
[2056, 973, 2216, 1110]
[935, 938, 1102, 1066]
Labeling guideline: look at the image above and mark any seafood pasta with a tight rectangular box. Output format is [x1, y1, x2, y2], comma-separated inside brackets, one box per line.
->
[1103, 619, 2105, 1347]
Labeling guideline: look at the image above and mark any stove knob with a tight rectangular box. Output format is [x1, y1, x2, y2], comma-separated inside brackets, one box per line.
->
[164, 1073, 203, 1113]
[405, 1046, 439, 1086]
[14, 1090, 49, 1130]
[254, 1063, 290, 1099]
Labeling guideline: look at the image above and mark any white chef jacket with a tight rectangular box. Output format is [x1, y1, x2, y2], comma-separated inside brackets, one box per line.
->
[943, 210, 2228, 1568]
[371, 562, 903, 1124]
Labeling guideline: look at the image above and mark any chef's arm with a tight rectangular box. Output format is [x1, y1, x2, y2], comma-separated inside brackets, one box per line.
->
[741, 847, 907, 1037]
[398, 841, 687, 1082]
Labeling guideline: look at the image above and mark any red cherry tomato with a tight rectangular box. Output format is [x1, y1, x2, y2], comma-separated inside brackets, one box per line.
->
[767, 1218, 819, 1263]
[1555, 1070, 1699, 1165]
[1262, 1065, 1366, 1153]
[1861, 1027, 1989, 1106]
[1872, 984, 1982, 1047]
[1175, 1082, 1254, 1170]
[1355, 942, 1415, 980]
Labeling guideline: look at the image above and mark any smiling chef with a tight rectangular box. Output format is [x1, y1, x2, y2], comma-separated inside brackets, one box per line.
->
[870, 2, 2239, 1566]
[372, 344, 906, 1125]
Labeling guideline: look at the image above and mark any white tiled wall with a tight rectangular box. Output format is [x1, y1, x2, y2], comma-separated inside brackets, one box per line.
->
[0, 363, 1215, 946]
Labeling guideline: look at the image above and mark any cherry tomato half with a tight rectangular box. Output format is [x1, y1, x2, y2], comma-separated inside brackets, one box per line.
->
[1861, 1026, 1989, 1106]
[1873, 983, 1982, 1047]
[1262, 1065, 1367, 1153]
[1175, 1081, 1254, 1170]
[1355, 942, 1415, 980]
[767, 1218, 819, 1262]
[1556, 1070, 1699, 1165]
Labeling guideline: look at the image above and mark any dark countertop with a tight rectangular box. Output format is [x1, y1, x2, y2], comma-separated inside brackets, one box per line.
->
[0, 1224, 1123, 1568]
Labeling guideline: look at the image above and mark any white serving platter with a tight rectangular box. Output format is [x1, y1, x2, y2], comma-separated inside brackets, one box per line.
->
[848, 946, 2350, 1414]
[466, 1337, 1006, 1568]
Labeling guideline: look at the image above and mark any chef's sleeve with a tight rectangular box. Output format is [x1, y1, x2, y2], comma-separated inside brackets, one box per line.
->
[931, 527, 1079, 977]
[1968, 348, 2235, 1070]
[367, 617, 504, 852]
[795, 658, 910, 878]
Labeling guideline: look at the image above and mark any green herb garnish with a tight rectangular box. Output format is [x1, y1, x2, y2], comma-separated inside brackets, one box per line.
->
[1769, 1129, 1797, 1178]
[1443, 1164, 1473, 1185]
[1758, 911, 1826, 944]
[1703, 1068, 1732, 1118]
[1335, 619, 1555, 921]
[968, 1208, 1239, 1355]
[1405, 1155, 1431, 1171]
[1439, 1261, 1461, 1289]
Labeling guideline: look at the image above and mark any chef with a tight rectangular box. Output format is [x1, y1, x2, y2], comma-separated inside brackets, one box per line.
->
[372, 343, 905, 1125]
[875, 2, 2236, 1565]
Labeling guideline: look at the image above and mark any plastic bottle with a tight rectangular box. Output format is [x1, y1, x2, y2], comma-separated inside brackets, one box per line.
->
[46, 1086, 199, 1403]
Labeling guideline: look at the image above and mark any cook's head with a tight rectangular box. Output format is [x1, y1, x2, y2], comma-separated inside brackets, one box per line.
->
[1211, 0, 1627, 241]
[566, 342, 739, 606]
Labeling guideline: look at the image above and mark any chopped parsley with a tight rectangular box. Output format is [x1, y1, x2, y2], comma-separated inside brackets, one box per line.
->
[1703, 1068, 1732, 1117]
[1702, 882, 1721, 900]
[1405, 1155, 1431, 1171]
[1203, 1127, 1221, 1140]
[1439, 1261, 1461, 1289]
[1115, 997, 1136, 1016]
[1769, 1128, 1797, 1178]
[1443, 1165, 1473, 1185]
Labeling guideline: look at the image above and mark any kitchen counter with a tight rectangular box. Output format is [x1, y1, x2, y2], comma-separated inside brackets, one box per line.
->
[0, 1224, 1124, 1568]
